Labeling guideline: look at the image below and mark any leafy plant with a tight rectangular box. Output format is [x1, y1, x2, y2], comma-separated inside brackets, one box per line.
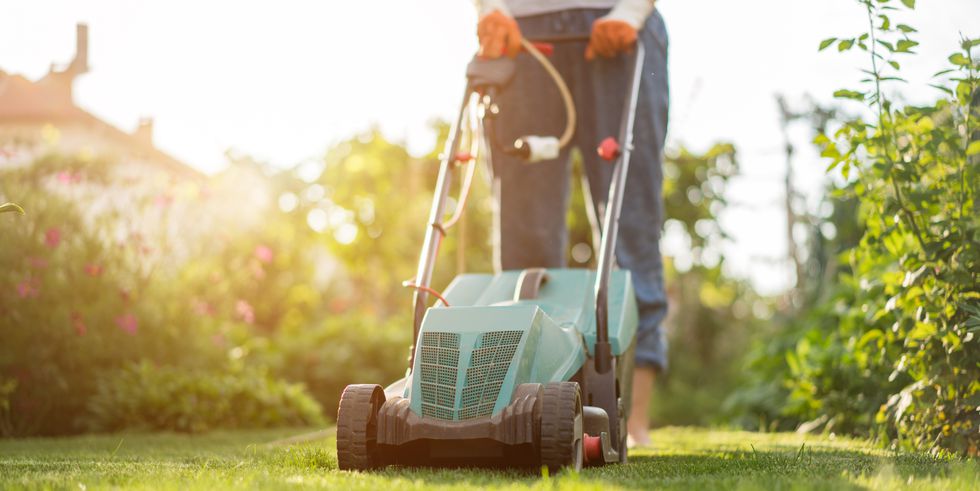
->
[85, 361, 324, 433]
[788, 0, 980, 455]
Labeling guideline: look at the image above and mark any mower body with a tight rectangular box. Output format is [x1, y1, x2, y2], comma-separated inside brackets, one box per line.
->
[374, 269, 637, 465]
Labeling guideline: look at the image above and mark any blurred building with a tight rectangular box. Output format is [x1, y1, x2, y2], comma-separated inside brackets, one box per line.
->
[0, 23, 199, 179]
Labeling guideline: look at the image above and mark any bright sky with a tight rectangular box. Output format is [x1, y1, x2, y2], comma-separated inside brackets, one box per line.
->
[2, 0, 978, 294]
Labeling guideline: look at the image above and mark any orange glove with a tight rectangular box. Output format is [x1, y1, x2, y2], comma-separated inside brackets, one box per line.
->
[585, 19, 638, 60]
[477, 10, 522, 59]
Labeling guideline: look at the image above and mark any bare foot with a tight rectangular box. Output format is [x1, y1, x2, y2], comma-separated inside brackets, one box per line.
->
[628, 366, 656, 447]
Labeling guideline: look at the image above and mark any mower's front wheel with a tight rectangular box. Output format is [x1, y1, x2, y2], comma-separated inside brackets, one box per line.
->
[539, 382, 584, 472]
[336, 384, 385, 471]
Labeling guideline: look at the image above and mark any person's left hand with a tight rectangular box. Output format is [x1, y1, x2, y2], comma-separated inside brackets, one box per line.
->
[585, 18, 637, 60]
[478, 10, 522, 59]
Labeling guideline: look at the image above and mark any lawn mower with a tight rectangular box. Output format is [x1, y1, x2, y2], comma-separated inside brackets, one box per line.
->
[336, 36, 645, 472]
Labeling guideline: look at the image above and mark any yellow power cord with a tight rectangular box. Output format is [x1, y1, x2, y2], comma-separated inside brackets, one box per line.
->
[520, 38, 577, 149]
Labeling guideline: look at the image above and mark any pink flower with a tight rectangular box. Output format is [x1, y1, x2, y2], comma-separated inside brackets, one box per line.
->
[154, 194, 174, 208]
[71, 311, 87, 336]
[16, 277, 40, 299]
[191, 298, 214, 317]
[27, 256, 48, 269]
[84, 263, 103, 277]
[235, 299, 255, 324]
[254, 245, 274, 264]
[44, 228, 62, 248]
[56, 171, 81, 184]
[115, 313, 138, 335]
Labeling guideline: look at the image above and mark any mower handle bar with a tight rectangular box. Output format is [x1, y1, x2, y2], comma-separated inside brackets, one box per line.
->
[525, 34, 592, 44]
[409, 42, 646, 375]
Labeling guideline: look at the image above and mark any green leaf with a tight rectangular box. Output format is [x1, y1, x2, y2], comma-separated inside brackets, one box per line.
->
[896, 40, 919, 52]
[888, 60, 901, 70]
[967, 141, 980, 156]
[908, 322, 935, 340]
[0, 202, 25, 215]
[949, 53, 970, 66]
[900, 0, 915, 9]
[838, 39, 855, 52]
[897, 24, 917, 33]
[929, 83, 954, 96]
[819, 37, 838, 51]
[834, 89, 865, 101]
[858, 329, 885, 348]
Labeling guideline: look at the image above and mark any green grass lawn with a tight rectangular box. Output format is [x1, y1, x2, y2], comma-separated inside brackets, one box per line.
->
[1, 427, 977, 490]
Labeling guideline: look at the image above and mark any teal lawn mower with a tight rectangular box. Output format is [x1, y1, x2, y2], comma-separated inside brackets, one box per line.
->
[337, 37, 645, 472]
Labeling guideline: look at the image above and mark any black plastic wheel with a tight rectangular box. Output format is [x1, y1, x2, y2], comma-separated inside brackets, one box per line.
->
[336, 384, 385, 470]
[539, 382, 584, 472]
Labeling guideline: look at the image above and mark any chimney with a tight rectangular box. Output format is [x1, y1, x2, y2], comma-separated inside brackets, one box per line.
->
[70, 23, 90, 76]
[42, 23, 89, 102]
[135, 117, 154, 146]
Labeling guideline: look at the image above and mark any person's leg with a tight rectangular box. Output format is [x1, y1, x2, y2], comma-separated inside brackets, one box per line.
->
[576, 9, 671, 446]
[492, 13, 583, 271]
[628, 367, 656, 446]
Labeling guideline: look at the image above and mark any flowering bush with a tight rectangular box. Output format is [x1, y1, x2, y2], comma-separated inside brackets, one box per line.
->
[0, 135, 433, 436]
[0, 154, 230, 434]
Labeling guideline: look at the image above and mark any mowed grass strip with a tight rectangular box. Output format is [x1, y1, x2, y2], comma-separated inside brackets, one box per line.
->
[1, 427, 977, 490]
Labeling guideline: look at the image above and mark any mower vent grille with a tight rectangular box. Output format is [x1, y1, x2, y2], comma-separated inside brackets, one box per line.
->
[459, 330, 523, 420]
[419, 332, 460, 420]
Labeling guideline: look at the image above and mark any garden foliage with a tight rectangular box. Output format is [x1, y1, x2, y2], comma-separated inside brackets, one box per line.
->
[86, 361, 323, 432]
[739, 0, 979, 455]
[1, 114, 751, 436]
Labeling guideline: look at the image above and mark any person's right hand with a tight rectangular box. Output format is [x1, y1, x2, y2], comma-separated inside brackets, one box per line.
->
[585, 18, 638, 60]
[477, 10, 522, 59]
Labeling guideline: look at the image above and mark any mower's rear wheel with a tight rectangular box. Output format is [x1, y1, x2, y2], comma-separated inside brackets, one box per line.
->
[336, 384, 385, 471]
[539, 382, 584, 472]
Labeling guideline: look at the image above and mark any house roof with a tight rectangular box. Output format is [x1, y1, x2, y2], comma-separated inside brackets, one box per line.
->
[0, 70, 202, 178]
[0, 72, 89, 120]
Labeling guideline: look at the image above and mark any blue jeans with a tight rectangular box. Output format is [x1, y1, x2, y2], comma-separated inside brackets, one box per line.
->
[492, 8, 670, 371]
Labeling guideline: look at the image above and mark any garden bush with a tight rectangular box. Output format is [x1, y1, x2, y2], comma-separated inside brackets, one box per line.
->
[85, 361, 324, 433]
[0, 153, 330, 435]
[734, 0, 979, 455]
[0, 132, 454, 436]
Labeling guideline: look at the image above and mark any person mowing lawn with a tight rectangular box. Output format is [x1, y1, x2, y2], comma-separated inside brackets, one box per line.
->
[474, 0, 669, 447]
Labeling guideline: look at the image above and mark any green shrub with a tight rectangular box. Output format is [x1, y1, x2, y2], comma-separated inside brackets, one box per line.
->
[0, 154, 227, 435]
[86, 361, 324, 433]
[257, 313, 412, 416]
[740, 0, 980, 455]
